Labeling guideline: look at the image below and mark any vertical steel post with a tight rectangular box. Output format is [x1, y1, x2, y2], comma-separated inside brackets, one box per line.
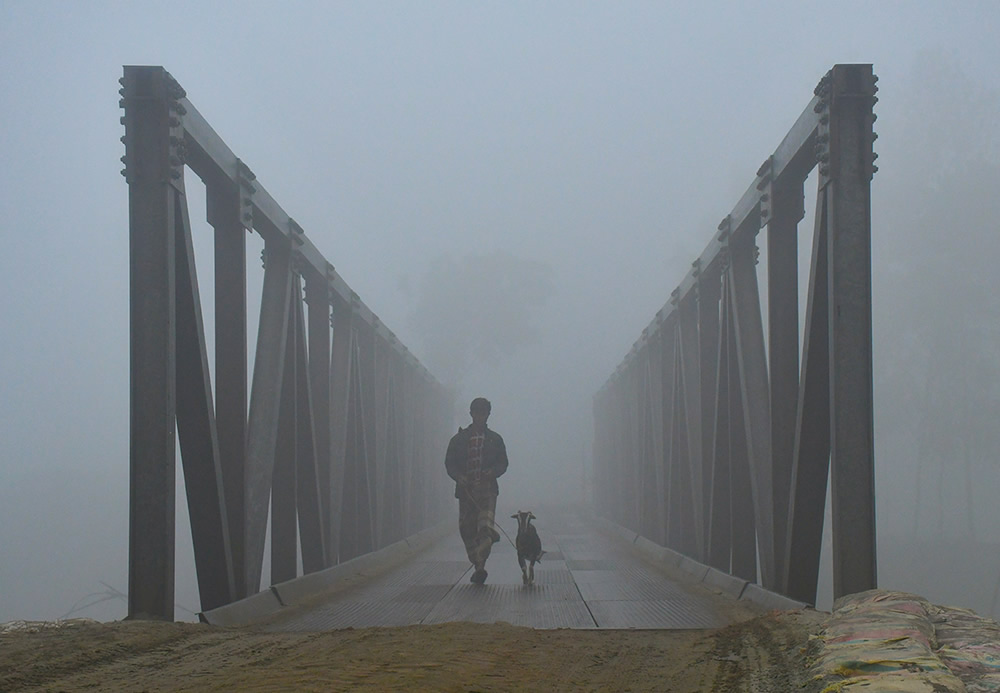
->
[827, 64, 877, 598]
[647, 321, 666, 546]
[339, 325, 363, 561]
[615, 372, 630, 527]
[603, 380, 616, 522]
[766, 176, 803, 586]
[125, 66, 178, 620]
[592, 393, 604, 515]
[643, 348, 655, 537]
[373, 330, 390, 548]
[431, 383, 449, 524]
[617, 365, 629, 528]
[328, 293, 353, 563]
[598, 382, 610, 519]
[407, 373, 426, 529]
[305, 270, 331, 565]
[397, 359, 415, 531]
[659, 321, 676, 545]
[271, 279, 299, 586]
[627, 355, 641, 532]
[697, 264, 722, 558]
[666, 326, 692, 553]
[707, 265, 732, 571]
[207, 173, 247, 599]
[385, 347, 403, 543]
[350, 319, 376, 557]
[382, 348, 400, 543]
[601, 380, 613, 521]
[293, 292, 327, 573]
[727, 283, 757, 583]
[678, 294, 704, 558]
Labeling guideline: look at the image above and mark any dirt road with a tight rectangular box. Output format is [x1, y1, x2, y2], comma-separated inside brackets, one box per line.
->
[1, 608, 823, 692]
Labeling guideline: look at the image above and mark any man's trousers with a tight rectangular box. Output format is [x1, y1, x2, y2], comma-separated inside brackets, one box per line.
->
[458, 487, 499, 569]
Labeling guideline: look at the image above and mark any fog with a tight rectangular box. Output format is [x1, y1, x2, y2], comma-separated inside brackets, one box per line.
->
[1, 2, 998, 622]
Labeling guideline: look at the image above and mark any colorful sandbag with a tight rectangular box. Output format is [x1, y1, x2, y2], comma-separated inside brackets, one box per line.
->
[811, 590, 970, 692]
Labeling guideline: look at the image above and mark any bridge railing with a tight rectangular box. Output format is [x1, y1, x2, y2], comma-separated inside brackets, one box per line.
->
[121, 66, 453, 620]
[593, 64, 877, 604]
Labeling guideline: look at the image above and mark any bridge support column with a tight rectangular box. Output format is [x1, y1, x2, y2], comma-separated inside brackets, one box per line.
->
[305, 272, 332, 567]
[827, 65, 877, 598]
[328, 294, 354, 563]
[294, 290, 327, 574]
[208, 173, 248, 600]
[766, 177, 804, 587]
[271, 278, 300, 586]
[125, 66, 178, 620]
[697, 265, 722, 560]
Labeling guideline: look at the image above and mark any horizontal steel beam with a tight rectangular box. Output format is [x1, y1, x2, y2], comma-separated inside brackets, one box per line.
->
[177, 93, 436, 385]
[601, 94, 821, 393]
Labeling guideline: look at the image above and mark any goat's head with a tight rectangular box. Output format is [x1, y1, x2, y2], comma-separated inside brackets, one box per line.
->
[510, 510, 536, 532]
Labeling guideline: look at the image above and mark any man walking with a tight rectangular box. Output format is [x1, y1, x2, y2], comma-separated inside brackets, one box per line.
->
[445, 397, 509, 584]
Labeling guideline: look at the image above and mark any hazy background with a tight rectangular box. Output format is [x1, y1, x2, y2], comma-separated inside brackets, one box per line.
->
[1, 2, 998, 622]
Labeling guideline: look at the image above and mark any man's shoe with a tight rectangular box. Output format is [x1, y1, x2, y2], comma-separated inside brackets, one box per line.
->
[470, 568, 487, 584]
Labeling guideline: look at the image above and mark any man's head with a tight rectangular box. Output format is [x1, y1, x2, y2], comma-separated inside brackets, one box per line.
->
[469, 397, 491, 428]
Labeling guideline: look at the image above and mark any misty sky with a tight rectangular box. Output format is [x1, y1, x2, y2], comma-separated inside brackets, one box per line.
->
[1, 2, 998, 623]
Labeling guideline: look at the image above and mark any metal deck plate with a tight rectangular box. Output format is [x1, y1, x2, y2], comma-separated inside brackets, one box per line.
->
[266, 511, 731, 631]
[587, 599, 725, 629]
[566, 559, 618, 570]
[531, 565, 577, 584]
[422, 589, 597, 628]
[575, 578, 691, 601]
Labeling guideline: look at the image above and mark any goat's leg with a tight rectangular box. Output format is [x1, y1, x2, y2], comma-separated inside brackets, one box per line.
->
[518, 554, 529, 585]
[528, 561, 535, 585]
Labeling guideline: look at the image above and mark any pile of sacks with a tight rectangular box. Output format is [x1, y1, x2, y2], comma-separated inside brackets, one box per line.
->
[810, 589, 1000, 692]
[933, 602, 1000, 692]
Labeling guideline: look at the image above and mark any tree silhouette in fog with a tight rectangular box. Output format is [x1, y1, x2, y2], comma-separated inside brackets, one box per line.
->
[407, 250, 555, 385]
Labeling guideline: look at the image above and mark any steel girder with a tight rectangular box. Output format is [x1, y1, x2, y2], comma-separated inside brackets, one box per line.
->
[124, 66, 451, 619]
[593, 64, 877, 602]
[208, 172, 248, 601]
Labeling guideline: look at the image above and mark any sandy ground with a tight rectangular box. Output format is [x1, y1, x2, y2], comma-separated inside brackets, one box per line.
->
[1, 607, 824, 692]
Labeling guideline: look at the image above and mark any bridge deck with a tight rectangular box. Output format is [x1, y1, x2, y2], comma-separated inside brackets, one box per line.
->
[267, 511, 738, 630]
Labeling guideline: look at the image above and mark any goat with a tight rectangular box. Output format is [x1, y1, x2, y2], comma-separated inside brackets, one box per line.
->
[511, 511, 544, 586]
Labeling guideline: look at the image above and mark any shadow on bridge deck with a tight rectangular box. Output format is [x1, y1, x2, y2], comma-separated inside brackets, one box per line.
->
[264, 511, 759, 631]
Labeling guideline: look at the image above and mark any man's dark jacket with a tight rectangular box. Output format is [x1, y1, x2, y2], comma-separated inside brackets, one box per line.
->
[445, 425, 509, 498]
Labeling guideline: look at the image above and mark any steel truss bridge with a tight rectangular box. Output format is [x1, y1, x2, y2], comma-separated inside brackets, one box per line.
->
[122, 63, 876, 622]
